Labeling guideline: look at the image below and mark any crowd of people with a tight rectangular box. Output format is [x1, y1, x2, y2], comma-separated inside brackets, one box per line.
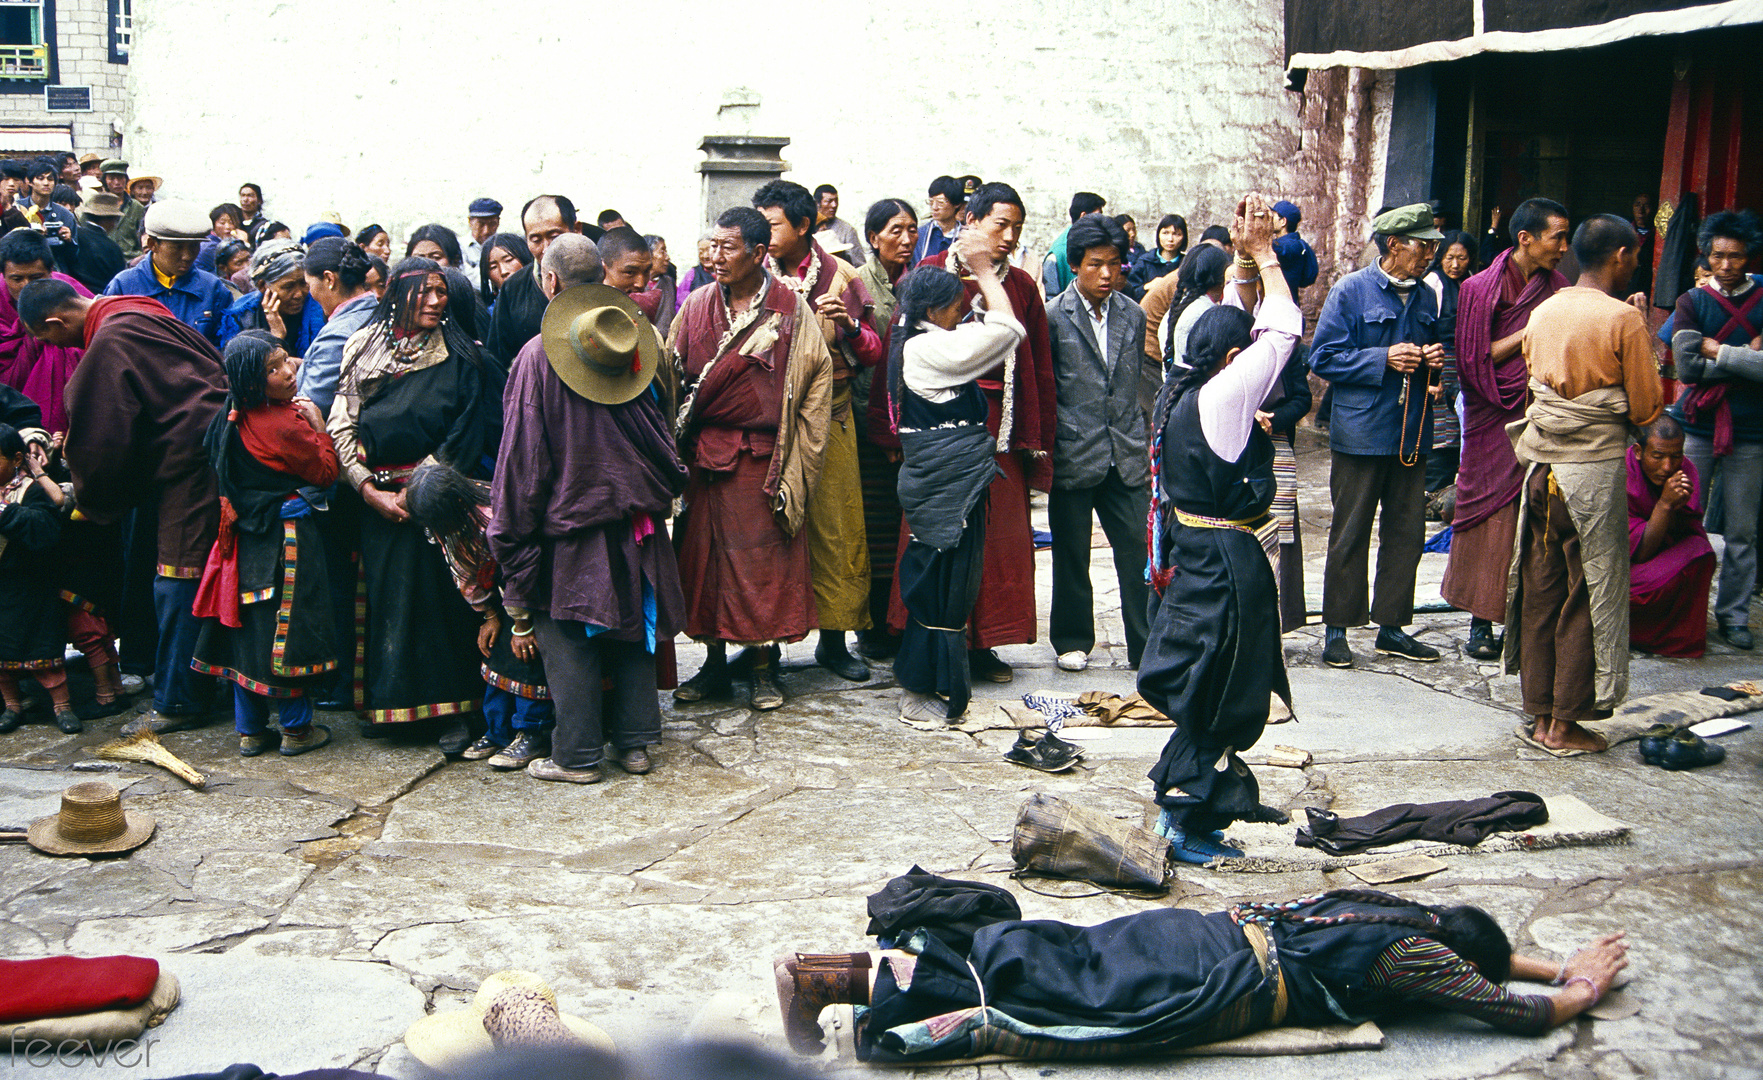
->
[0, 152, 1754, 799]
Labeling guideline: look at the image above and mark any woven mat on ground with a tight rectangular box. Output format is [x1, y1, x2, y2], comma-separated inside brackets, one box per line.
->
[936, 692, 1290, 733]
[1211, 793, 1631, 873]
[820, 1005, 1384, 1065]
[1590, 682, 1763, 747]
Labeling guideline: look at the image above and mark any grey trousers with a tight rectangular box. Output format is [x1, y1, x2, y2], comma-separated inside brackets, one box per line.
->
[532, 614, 662, 769]
[1684, 435, 1761, 627]
[1323, 450, 1427, 628]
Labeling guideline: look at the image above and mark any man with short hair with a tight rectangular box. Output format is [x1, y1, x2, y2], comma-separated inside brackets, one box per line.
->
[812, 184, 865, 267]
[69, 190, 126, 294]
[19, 276, 227, 733]
[598, 226, 653, 296]
[597, 209, 627, 231]
[1626, 415, 1714, 658]
[1271, 200, 1318, 303]
[668, 206, 833, 711]
[1042, 191, 1106, 297]
[1311, 202, 1445, 669]
[903, 182, 1058, 682]
[237, 183, 265, 243]
[1045, 214, 1150, 671]
[752, 179, 883, 682]
[0, 162, 29, 240]
[1506, 214, 1661, 752]
[101, 201, 233, 346]
[21, 158, 78, 273]
[464, 197, 501, 273]
[1445, 197, 1571, 660]
[487, 195, 582, 368]
[911, 175, 966, 266]
[489, 243, 686, 784]
[1670, 208, 1763, 650]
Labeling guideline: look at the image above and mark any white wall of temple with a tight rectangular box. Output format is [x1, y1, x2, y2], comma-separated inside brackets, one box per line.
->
[123, 0, 1303, 265]
[0, 0, 127, 152]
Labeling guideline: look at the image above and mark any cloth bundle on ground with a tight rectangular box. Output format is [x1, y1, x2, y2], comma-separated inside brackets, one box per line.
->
[865, 865, 1021, 955]
[1295, 791, 1548, 856]
[0, 956, 179, 1046]
[1011, 793, 1170, 894]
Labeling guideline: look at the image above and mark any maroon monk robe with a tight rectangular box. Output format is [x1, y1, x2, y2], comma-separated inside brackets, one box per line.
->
[1442, 251, 1568, 620]
[1626, 446, 1715, 658]
[885, 251, 1055, 649]
[64, 295, 226, 576]
[672, 278, 819, 645]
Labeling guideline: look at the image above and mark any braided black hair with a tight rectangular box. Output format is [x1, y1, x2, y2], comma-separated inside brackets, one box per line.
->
[1150, 303, 1254, 443]
[366, 257, 486, 372]
[885, 266, 967, 427]
[220, 330, 280, 412]
[1236, 889, 1513, 983]
[1163, 243, 1230, 365]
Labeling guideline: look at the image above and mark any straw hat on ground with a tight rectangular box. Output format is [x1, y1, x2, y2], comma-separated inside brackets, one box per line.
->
[27, 782, 155, 856]
[403, 970, 613, 1069]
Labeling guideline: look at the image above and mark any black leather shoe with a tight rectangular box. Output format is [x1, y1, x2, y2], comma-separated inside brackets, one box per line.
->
[1637, 724, 1675, 765]
[969, 649, 1014, 684]
[815, 637, 871, 682]
[53, 709, 82, 734]
[0, 709, 21, 734]
[435, 718, 473, 755]
[1660, 730, 1726, 770]
[673, 664, 733, 703]
[1375, 626, 1441, 663]
[1464, 619, 1502, 661]
[1322, 628, 1353, 668]
[1720, 623, 1754, 651]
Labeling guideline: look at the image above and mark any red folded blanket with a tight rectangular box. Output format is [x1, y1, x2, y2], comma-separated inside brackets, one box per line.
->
[0, 956, 160, 1023]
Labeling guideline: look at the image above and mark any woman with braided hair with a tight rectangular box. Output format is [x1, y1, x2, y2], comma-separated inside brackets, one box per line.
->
[773, 887, 1628, 1062]
[1138, 192, 1301, 864]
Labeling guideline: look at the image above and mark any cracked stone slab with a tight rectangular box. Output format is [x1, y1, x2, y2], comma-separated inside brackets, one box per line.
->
[190, 850, 315, 909]
[66, 907, 272, 953]
[377, 756, 778, 870]
[116, 788, 348, 855]
[7, 858, 188, 933]
[750, 691, 991, 779]
[282, 850, 634, 932]
[7, 954, 425, 1076]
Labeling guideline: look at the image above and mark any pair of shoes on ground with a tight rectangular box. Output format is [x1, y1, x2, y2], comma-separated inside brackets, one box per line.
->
[673, 663, 785, 711]
[239, 724, 331, 758]
[1719, 623, 1755, 651]
[461, 731, 551, 770]
[1637, 725, 1726, 769]
[1004, 729, 1082, 772]
[527, 747, 654, 784]
[1322, 626, 1440, 668]
[0, 709, 81, 734]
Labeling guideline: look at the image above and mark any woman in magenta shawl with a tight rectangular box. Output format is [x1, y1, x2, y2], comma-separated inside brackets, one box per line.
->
[0, 230, 92, 433]
[1628, 416, 1715, 658]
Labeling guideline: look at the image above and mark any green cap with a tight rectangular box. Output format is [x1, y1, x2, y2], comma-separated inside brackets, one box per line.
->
[99, 158, 129, 176]
[1372, 202, 1445, 241]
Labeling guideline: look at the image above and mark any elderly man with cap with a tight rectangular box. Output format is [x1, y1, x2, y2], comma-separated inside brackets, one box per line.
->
[1310, 202, 1445, 669]
[96, 160, 142, 257]
[1271, 200, 1318, 305]
[488, 234, 688, 784]
[464, 198, 501, 274]
[102, 201, 234, 346]
[70, 190, 127, 294]
[17, 275, 227, 732]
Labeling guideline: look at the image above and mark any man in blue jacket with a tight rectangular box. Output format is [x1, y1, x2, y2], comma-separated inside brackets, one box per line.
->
[101, 200, 232, 347]
[1272, 200, 1318, 304]
[1310, 203, 1445, 668]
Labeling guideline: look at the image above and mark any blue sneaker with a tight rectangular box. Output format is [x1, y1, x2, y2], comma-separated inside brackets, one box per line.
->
[1168, 829, 1244, 865]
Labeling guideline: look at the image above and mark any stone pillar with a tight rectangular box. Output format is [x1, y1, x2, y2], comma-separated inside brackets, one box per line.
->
[698, 135, 790, 236]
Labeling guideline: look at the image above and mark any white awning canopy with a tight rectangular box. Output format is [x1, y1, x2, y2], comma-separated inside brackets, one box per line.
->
[0, 125, 73, 153]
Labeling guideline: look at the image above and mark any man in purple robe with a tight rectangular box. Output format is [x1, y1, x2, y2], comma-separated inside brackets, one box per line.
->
[1443, 197, 1570, 660]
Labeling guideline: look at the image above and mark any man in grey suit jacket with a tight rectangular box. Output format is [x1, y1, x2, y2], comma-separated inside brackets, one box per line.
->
[1047, 215, 1151, 671]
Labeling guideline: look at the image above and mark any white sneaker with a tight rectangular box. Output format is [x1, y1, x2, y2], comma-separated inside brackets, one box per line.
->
[1057, 651, 1089, 672]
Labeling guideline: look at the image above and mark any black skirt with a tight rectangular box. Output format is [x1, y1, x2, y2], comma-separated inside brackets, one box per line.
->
[354, 509, 484, 723]
[192, 515, 338, 697]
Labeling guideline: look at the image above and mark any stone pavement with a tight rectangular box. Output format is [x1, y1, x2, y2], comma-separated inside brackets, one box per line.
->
[2, 428, 1760, 1080]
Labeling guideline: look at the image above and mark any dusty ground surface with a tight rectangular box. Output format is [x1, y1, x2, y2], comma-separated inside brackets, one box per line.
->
[2, 427, 1759, 1080]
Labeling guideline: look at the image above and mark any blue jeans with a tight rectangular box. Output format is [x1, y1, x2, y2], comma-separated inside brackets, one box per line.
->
[482, 684, 554, 744]
[154, 576, 213, 715]
[232, 685, 313, 736]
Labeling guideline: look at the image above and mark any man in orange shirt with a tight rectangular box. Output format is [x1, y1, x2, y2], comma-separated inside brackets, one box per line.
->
[1505, 214, 1662, 754]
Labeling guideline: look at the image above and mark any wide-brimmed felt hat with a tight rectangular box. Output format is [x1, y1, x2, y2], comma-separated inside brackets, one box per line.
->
[541, 283, 660, 405]
[403, 970, 613, 1069]
[77, 152, 101, 167]
[79, 190, 125, 218]
[28, 782, 155, 856]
